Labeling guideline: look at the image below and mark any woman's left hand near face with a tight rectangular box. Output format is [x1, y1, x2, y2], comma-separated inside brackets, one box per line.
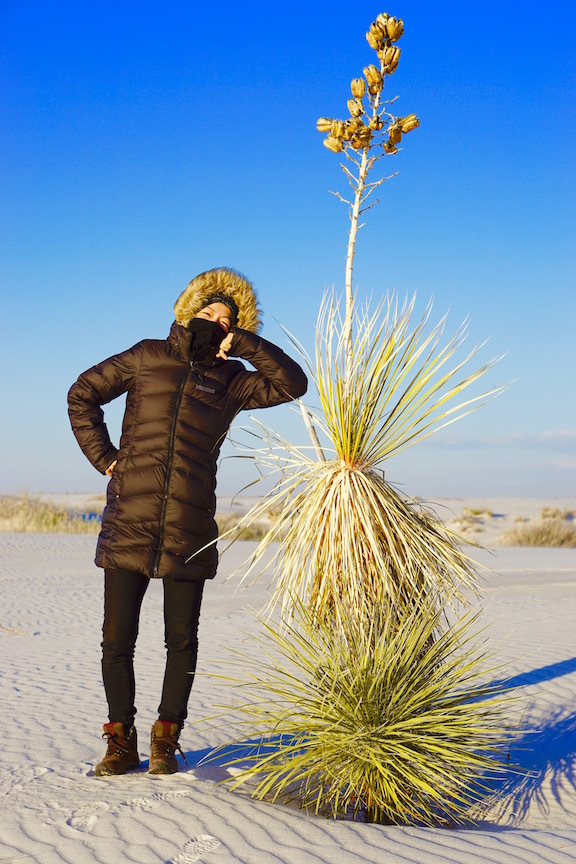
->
[216, 332, 234, 360]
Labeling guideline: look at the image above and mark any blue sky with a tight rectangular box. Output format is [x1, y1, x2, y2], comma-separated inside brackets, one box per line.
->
[1, 0, 575, 499]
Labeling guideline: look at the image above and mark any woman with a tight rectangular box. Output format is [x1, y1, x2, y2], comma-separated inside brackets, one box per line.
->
[68, 268, 307, 776]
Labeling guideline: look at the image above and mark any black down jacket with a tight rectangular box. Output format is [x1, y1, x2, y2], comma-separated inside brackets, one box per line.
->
[68, 322, 307, 580]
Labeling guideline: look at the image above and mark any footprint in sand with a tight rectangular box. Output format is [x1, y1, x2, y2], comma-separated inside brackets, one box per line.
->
[121, 789, 192, 810]
[66, 801, 109, 832]
[170, 835, 221, 864]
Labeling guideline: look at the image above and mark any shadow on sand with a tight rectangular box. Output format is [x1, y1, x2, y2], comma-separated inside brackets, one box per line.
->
[478, 656, 576, 826]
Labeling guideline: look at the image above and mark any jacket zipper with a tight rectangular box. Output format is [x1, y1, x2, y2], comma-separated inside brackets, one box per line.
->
[153, 363, 194, 576]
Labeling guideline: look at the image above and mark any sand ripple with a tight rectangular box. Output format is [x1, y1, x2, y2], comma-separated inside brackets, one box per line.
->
[1, 533, 576, 863]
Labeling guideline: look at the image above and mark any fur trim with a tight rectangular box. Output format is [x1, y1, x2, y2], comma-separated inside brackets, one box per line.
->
[174, 268, 261, 333]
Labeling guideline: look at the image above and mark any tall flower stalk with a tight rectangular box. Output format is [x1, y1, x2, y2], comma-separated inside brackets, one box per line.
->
[316, 13, 418, 381]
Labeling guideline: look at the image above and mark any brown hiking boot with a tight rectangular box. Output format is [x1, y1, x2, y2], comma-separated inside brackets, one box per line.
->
[149, 720, 185, 775]
[95, 722, 140, 777]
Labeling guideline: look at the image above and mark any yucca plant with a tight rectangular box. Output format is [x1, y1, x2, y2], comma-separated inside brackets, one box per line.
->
[207, 597, 512, 825]
[196, 11, 513, 826]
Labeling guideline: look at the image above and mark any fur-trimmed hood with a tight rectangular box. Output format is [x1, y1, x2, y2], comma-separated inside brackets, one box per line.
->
[173, 268, 262, 333]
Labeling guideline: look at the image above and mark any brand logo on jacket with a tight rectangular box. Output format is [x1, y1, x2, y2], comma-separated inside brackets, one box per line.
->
[195, 384, 216, 394]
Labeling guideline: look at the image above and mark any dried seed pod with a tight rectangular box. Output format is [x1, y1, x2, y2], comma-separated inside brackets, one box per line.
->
[366, 29, 382, 51]
[351, 77, 366, 98]
[323, 135, 344, 152]
[347, 98, 364, 118]
[351, 131, 371, 151]
[341, 121, 355, 141]
[385, 16, 404, 41]
[367, 21, 386, 48]
[369, 115, 384, 131]
[356, 122, 371, 138]
[383, 45, 401, 73]
[316, 117, 334, 132]
[399, 113, 420, 133]
[384, 46, 400, 65]
[384, 139, 398, 154]
[346, 116, 364, 132]
[388, 122, 402, 144]
[331, 119, 346, 138]
[376, 12, 390, 29]
[363, 64, 382, 87]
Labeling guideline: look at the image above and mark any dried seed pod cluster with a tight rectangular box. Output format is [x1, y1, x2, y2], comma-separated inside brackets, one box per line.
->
[316, 12, 419, 157]
[366, 12, 403, 84]
[366, 13, 404, 51]
[383, 113, 420, 153]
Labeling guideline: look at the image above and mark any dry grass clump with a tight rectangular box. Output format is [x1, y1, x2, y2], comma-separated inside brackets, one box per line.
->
[500, 518, 576, 548]
[86, 493, 106, 507]
[216, 512, 270, 541]
[541, 506, 575, 521]
[0, 495, 101, 534]
[450, 507, 494, 535]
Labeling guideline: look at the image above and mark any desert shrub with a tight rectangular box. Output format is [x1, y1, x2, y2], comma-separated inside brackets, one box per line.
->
[467, 507, 493, 518]
[500, 518, 576, 548]
[0, 495, 101, 534]
[450, 506, 495, 534]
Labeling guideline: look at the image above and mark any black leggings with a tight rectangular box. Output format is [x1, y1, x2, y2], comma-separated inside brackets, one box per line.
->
[101, 569, 204, 729]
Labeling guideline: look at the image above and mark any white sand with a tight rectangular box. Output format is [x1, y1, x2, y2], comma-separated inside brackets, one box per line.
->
[1, 506, 576, 863]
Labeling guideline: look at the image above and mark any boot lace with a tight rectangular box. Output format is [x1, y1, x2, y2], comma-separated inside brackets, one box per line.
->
[102, 729, 131, 757]
[152, 734, 187, 764]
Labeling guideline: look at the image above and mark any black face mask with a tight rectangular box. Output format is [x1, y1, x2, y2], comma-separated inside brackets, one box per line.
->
[187, 318, 225, 362]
